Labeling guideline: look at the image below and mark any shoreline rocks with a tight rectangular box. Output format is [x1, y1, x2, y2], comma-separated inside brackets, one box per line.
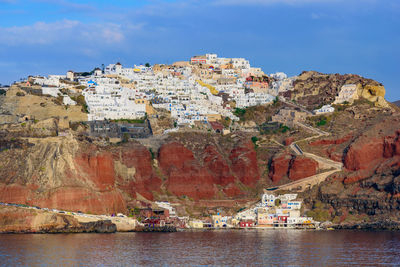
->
[0, 206, 116, 234]
[333, 220, 400, 231]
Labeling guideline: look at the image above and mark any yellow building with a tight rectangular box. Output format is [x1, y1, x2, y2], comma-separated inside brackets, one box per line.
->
[188, 220, 204, 229]
[134, 99, 156, 115]
[212, 215, 222, 228]
[207, 114, 222, 122]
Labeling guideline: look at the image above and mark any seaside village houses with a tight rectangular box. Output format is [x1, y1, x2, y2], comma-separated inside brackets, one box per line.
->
[186, 193, 318, 229]
[6, 53, 340, 229]
[233, 193, 318, 228]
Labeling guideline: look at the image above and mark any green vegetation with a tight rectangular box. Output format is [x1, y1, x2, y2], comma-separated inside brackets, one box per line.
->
[307, 209, 330, 222]
[251, 136, 259, 149]
[70, 94, 89, 113]
[306, 200, 332, 222]
[352, 98, 374, 107]
[280, 125, 290, 133]
[308, 115, 332, 128]
[221, 117, 231, 128]
[273, 96, 279, 105]
[145, 63, 151, 67]
[149, 148, 155, 160]
[112, 117, 146, 124]
[316, 117, 327, 126]
[259, 122, 289, 135]
[233, 108, 246, 117]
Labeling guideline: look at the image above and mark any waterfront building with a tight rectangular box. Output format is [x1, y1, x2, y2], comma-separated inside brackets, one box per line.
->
[238, 193, 319, 228]
[188, 220, 204, 229]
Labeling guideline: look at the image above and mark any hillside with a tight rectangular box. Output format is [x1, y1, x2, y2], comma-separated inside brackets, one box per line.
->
[0, 71, 398, 226]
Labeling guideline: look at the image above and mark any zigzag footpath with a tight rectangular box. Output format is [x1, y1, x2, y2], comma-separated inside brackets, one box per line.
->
[269, 121, 343, 192]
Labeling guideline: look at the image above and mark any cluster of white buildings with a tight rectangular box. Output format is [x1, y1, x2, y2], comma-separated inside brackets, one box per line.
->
[27, 53, 300, 125]
[235, 193, 317, 227]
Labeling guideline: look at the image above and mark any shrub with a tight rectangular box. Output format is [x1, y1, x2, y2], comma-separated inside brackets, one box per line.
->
[149, 148, 155, 160]
[71, 94, 89, 113]
[316, 117, 327, 127]
[251, 136, 259, 149]
[233, 108, 246, 117]
[280, 125, 290, 133]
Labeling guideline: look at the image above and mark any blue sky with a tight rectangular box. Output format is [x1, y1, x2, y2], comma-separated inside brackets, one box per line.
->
[0, 0, 399, 100]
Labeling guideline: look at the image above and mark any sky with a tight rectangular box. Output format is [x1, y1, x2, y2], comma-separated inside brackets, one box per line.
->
[0, 0, 399, 100]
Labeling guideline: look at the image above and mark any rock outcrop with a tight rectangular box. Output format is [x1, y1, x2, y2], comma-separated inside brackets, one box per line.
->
[0, 135, 267, 213]
[229, 142, 260, 186]
[0, 206, 116, 233]
[289, 156, 319, 181]
[159, 142, 216, 200]
[283, 71, 388, 109]
[269, 152, 319, 183]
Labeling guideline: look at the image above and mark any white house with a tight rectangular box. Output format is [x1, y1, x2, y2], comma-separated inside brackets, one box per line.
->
[314, 104, 335, 114]
[66, 71, 74, 81]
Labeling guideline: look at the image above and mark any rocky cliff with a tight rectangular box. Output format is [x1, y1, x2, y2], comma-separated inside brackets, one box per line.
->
[0, 206, 116, 233]
[0, 132, 267, 214]
[0, 71, 398, 227]
[282, 71, 388, 110]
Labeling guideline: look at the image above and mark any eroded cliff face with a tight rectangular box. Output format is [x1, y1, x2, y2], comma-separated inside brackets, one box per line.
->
[158, 141, 260, 200]
[0, 135, 263, 214]
[301, 117, 400, 222]
[269, 152, 319, 183]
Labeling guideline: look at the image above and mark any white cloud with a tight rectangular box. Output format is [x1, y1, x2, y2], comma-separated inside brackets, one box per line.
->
[0, 20, 137, 46]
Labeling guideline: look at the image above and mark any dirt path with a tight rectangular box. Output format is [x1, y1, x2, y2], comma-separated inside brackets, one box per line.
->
[268, 122, 343, 192]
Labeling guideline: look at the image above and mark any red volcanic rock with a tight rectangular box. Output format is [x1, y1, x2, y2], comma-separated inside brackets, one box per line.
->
[223, 184, 242, 197]
[229, 142, 260, 186]
[269, 153, 292, 183]
[159, 142, 216, 200]
[285, 138, 294, 146]
[203, 145, 235, 186]
[383, 131, 400, 158]
[288, 156, 319, 181]
[343, 169, 374, 185]
[166, 167, 216, 200]
[326, 147, 343, 162]
[384, 136, 396, 158]
[35, 187, 126, 214]
[0, 183, 32, 204]
[344, 137, 384, 171]
[74, 151, 115, 191]
[158, 142, 194, 173]
[309, 134, 352, 146]
[120, 145, 161, 201]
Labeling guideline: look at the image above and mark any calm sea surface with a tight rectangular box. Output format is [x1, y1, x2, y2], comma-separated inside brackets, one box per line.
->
[0, 230, 399, 266]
